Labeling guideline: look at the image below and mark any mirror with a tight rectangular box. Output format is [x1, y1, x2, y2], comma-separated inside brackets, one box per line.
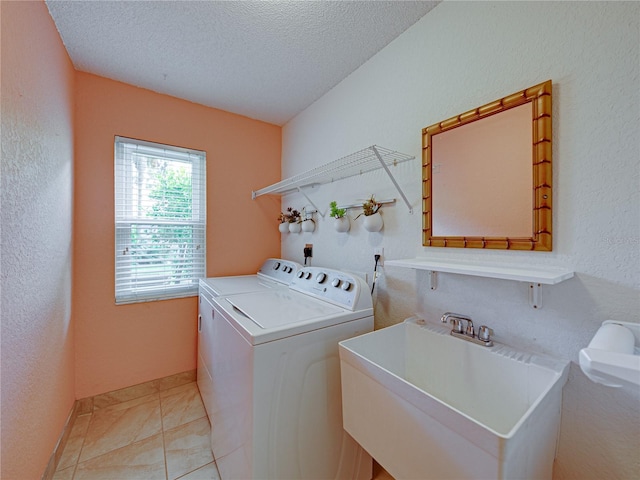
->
[422, 80, 552, 250]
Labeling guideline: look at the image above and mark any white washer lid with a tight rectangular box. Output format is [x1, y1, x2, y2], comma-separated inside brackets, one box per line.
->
[225, 289, 343, 329]
[200, 275, 276, 296]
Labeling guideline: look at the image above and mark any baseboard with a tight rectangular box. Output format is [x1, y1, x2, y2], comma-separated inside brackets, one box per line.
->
[41, 400, 81, 480]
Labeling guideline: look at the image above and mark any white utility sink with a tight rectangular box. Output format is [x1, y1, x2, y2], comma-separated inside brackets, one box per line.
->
[339, 317, 569, 480]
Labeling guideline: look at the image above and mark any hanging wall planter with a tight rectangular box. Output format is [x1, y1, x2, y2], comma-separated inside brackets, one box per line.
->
[300, 207, 316, 233]
[329, 201, 350, 233]
[301, 219, 316, 233]
[289, 222, 302, 233]
[279, 207, 301, 233]
[334, 216, 350, 233]
[357, 195, 384, 232]
[363, 211, 383, 232]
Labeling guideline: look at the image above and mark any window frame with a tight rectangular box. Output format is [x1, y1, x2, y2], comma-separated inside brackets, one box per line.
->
[114, 136, 206, 304]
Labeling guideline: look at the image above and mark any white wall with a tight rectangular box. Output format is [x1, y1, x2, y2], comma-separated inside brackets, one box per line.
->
[282, 2, 639, 478]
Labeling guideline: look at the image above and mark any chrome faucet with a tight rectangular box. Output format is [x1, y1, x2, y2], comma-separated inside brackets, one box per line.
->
[441, 312, 473, 334]
[440, 312, 494, 347]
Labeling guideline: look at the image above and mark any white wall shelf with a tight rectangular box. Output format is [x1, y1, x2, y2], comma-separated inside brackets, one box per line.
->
[251, 145, 415, 216]
[386, 257, 574, 309]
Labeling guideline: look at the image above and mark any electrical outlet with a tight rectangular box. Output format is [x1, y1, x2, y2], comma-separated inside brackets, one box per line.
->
[374, 247, 384, 266]
[303, 244, 313, 266]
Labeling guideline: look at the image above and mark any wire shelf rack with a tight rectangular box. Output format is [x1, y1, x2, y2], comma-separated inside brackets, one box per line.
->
[252, 145, 415, 214]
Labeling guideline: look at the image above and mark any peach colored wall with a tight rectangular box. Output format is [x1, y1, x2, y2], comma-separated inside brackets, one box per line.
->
[1, 1, 76, 478]
[74, 72, 281, 398]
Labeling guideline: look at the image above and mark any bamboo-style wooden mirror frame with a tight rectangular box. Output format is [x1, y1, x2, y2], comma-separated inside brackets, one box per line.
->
[422, 80, 552, 250]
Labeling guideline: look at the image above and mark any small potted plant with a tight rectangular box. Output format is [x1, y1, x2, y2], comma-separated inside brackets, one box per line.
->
[286, 207, 302, 233]
[278, 211, 290, 233]
[356, 195, 383, 232]
[278, 207, 301, 233]
[329, 201, 350, 233]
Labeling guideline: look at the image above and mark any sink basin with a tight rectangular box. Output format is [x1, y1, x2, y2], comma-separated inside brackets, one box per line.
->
[338, 317, 569, 480]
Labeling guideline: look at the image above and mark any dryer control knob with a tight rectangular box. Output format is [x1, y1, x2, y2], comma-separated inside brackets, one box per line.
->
[331, 278, 341, 288]
[274, 262, 281, 270]
[297, 271, 304, 278]
[305, 272, 312, 279]
[341, 281, 352, 291]
[316, 272, 327, 283]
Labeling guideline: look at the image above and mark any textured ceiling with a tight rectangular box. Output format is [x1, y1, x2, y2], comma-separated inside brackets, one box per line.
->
[45, 0, 439, 125]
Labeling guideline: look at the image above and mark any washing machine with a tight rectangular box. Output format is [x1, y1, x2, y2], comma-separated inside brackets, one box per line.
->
[208, 266, 374, 480]
[198, 258, 301, 420]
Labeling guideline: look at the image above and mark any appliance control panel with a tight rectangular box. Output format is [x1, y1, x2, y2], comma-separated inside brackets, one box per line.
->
[290, 267, 371, 310]
[257, 258, 301, 285]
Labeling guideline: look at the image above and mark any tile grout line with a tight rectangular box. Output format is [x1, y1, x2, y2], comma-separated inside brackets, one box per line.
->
[159, 391, 170, 480]
[161, 385, 214, 480]
[165, 417, 213, 480]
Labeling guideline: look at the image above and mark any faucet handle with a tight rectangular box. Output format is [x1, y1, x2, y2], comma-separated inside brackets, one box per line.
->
[478, 325, 494, 342]
[466, 322, 475, 337]
[449, 318, 464, 334]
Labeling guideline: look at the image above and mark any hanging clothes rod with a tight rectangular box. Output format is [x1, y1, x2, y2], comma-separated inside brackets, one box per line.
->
[337, 199, 396, 211]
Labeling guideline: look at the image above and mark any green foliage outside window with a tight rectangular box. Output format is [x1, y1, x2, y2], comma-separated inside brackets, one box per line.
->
[131, 161, 195, 285]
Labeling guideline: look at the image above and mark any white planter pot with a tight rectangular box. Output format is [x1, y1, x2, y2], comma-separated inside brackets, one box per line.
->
[289, 222, 302, 233]
[363, 212, 383, 232]
[334, 217, 350, 233]
[279, 223, 289, 233]
[301, 219, 315, 233]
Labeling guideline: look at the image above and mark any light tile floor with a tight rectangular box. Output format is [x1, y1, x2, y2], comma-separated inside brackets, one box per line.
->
[53, 379, 393, 480]
[53, 381, 219, 480]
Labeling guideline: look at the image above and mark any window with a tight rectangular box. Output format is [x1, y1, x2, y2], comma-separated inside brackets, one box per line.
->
[115, 137, 206, 304]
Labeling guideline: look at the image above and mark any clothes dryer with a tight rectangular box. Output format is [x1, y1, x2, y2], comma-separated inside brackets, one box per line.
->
[198, 258, 300, 421]
[199, 258, 300, 298]
[208, 267, 373, 480]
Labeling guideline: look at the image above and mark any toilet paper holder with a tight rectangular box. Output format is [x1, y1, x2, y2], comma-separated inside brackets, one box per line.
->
[579, 320, 640, 388]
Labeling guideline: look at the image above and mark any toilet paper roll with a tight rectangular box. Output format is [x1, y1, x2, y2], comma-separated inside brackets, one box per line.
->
[588, 323, 636, 354]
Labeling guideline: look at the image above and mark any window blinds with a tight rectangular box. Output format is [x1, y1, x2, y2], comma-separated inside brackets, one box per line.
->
[115, 136, 206, 304]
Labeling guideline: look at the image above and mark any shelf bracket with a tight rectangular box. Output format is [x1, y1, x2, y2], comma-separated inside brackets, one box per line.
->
[296, 187, 324, 218]
[528, 283, 542, 309]
[428, 271, 438, 290]
[371, 145, 413, 213]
